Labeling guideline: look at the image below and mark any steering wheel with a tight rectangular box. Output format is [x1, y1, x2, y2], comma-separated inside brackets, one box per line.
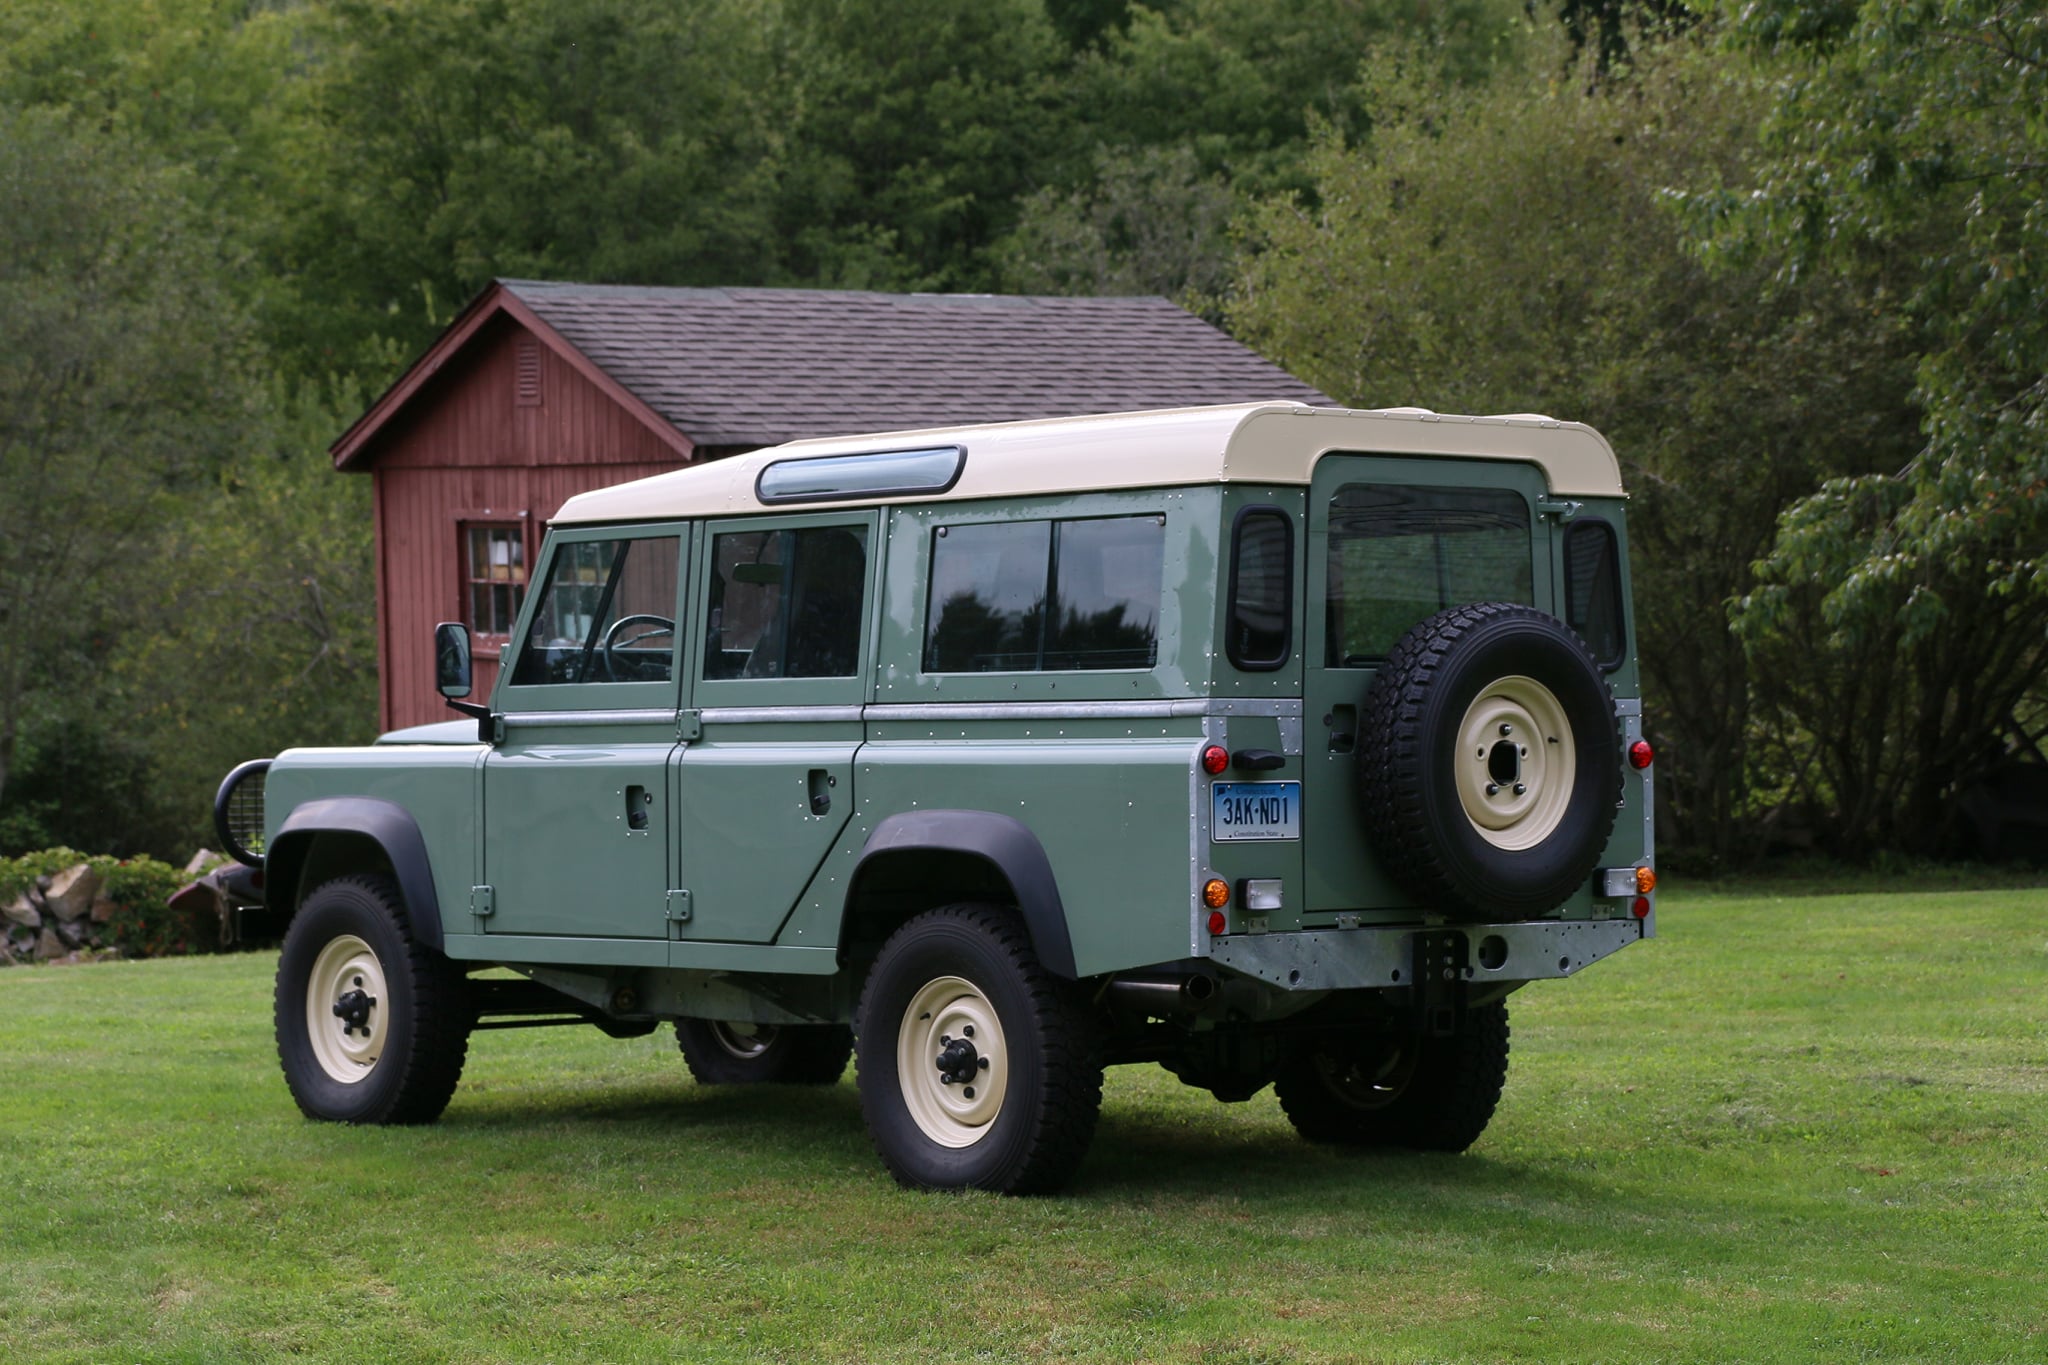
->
[598, 613, 675, 680]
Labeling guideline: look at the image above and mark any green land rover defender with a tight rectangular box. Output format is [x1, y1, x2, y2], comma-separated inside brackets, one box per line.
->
[215, 401, 1656, 1193]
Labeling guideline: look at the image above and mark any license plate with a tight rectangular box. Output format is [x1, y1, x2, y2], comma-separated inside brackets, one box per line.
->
[1211, 781, 1301, 842]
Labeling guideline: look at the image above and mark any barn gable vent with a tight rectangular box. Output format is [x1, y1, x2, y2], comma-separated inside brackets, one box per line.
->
[514, 339, 543, 407]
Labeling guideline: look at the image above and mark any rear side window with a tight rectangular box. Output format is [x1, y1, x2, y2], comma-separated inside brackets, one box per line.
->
[1563, 519, 1625, 668]
[1325, 484, 1531, 666]
[925, 515, 1164, 672]
[1227, 507, 1293, 670]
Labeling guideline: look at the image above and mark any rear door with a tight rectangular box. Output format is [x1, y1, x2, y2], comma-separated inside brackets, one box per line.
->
[672, 512, 878, 944]
[1301, 455, 1553, 916]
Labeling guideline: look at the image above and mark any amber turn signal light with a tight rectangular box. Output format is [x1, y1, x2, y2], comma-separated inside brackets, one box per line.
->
[1202, 878, 1230, 909]
[1628, 740, 1655, 769]
[1636, 866, 1657, 894]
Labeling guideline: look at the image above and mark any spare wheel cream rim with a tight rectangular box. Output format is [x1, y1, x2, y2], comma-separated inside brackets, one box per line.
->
[1454, 674, 1576, 851]
[897, 975, 1008, 1148]
[306, 933, 389, 1084]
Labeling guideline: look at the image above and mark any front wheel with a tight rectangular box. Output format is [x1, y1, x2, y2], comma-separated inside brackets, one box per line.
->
[855, 904, 1102, 1194]
[1275, 1002, 1510, 1153]
[274, 874, 472, 1125]
[675, 1019, 853, 1085]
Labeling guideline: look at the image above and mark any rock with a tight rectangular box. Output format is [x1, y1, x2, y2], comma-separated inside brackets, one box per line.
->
[34, 927, 65, 961]
[53, 918, 86, 949]
[45, 864, 102, 922]
[3, 892, 41, 929]
[183, 849, 220, 875]
[89, 897, 119, 925]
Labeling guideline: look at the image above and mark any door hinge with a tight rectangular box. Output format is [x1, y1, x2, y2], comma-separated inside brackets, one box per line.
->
[1536, 497, 1582, 521]
[470, 885, 495, 920]
[664, 889, 692, 938]
[677, 709, 702, 742]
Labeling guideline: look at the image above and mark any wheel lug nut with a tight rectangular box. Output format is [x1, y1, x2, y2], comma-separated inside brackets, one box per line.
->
[939, 1035, 951, 1046]
[962, 1025, 974, 1037]
[1499, 723, 1512, 736]
[940, 1074, 955, 1085]
[1485, 783, 1499, 796]
[962, 1086, 975, 1099]
[1514, 782, 1527, 796]
[978, 1057, 990, 1070]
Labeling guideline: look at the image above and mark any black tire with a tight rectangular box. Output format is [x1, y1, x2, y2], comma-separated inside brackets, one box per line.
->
[274, 874, 472, 1125]
[1359, 602, 1620, 918]
[1275, 1002, 1511, 1153]
[676, 1019, 853, 1085]
[854, 904, 1102, 1194]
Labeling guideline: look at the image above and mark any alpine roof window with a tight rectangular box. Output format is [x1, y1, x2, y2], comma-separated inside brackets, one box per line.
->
[757, 446, 964, 504]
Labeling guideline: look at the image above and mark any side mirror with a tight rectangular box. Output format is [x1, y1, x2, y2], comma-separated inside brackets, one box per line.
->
[434, 622, 473, 699]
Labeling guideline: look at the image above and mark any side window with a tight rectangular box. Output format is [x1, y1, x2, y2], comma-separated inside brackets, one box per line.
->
[461, 523, 528, 640]
[925, 515, 1163, 673]
[1226, 507, 1293, 670]
[1325, 484, 1531, 666]
[1563, 519, 1625, 668]
[508, 536, 680, 686]
[703, 525, 868, 680]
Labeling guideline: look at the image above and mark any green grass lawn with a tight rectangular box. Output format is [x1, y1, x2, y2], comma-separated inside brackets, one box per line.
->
[3, 885, 2044, 1363]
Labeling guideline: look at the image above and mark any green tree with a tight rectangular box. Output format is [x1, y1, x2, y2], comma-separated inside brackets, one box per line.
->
[0, 108, 260, 837]
[994, 145, 1238, 314]
[769, 0, 1075, 290]
[266, 0, 787, 375]
[1234, 40, 1923, 862]
[1708, 0, 2048, 855]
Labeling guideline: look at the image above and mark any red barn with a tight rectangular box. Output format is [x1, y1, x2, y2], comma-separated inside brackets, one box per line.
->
[331, 281, 1333, 732]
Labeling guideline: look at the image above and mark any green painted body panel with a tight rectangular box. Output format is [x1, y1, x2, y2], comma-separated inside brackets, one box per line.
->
[851, 737, 1201, 977]
[253, 428, 1653, 1000]
[262, 743, 486, 938]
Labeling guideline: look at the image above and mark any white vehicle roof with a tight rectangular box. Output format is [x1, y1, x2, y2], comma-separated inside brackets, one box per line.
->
[551, 401, 1622, 525]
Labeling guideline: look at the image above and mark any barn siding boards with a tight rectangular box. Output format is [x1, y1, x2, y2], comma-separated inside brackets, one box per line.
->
[364, 317, 686, 472]
[377, 461, 679, 730]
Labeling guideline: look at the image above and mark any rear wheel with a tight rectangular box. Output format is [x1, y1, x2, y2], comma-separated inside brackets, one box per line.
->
[274, 874, 471, 1125]
[855, 904, 1101, 1194]
[675, 1019, 853, 1085]
[1275, 1002, 1510, 1153]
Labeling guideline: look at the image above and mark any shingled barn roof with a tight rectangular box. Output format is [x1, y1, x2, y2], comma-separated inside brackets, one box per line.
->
[331, 280, 1334, 468]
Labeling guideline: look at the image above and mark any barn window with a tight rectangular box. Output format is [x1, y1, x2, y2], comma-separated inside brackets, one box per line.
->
[463, 524, 528, 638]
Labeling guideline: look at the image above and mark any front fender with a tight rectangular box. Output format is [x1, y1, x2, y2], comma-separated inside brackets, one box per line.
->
[266, 798, 446, 951]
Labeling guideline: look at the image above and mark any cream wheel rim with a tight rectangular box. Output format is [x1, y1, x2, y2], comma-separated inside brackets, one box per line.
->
[305, 934, 389, 1084]
[1455, 675, 1576, 851]
[897, 975, 1008, 1148]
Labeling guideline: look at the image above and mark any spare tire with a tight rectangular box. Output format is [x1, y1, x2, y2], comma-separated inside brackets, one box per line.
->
[1358, 602, 1619, 918]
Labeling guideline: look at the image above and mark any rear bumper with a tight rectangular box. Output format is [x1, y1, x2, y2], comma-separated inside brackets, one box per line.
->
[1208, 916, 1644, 991]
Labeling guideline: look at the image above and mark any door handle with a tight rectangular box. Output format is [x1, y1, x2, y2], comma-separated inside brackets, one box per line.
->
[625, 784, 651, 831]
[807, 768, 833, 816]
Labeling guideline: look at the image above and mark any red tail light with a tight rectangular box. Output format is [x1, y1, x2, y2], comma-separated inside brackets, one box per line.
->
[1628, 740, 1655, 770]
[1200, 744, 1229, 775]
